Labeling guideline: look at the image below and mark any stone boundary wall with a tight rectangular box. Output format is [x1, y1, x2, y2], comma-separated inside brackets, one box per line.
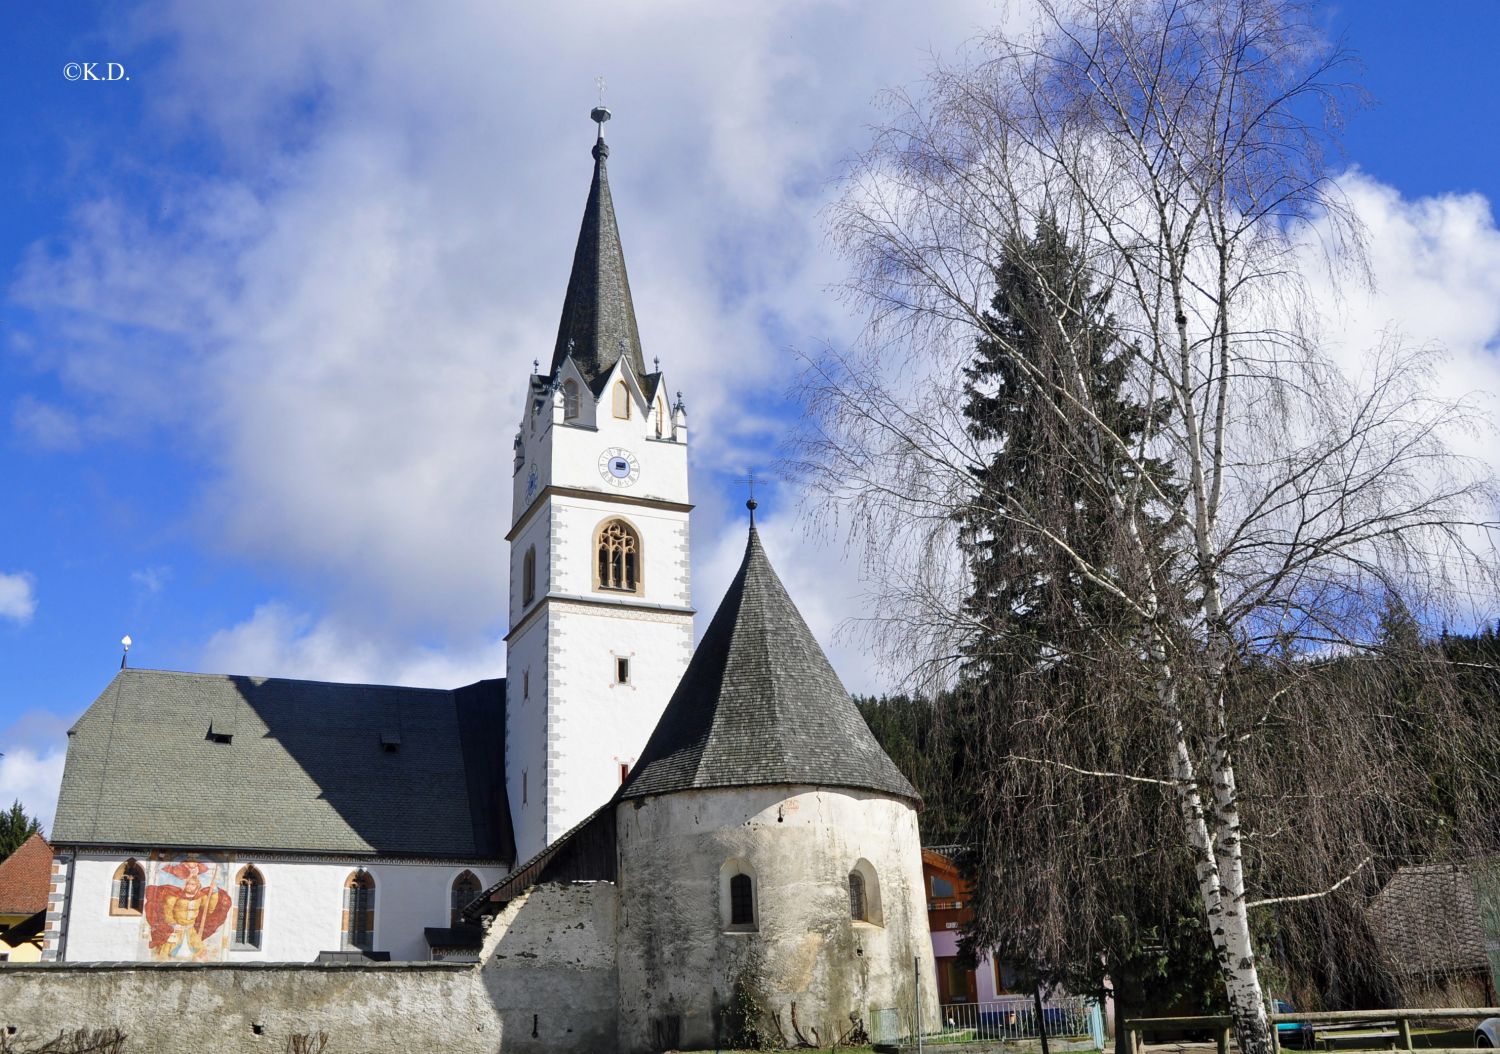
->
[0, 961, 498, 1052]
[0, 881, 621, 1054]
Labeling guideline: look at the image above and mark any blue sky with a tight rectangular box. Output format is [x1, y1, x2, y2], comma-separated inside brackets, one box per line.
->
[4, 0, 1500, 830]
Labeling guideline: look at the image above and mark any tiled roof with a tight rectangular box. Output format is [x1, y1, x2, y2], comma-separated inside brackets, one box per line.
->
[548, 134, 646, 385]
[1366, 863, 1490, 977]
[0, 833, 52, 916]
[51, 670, 513, 863]
[620, 528, 918, 802]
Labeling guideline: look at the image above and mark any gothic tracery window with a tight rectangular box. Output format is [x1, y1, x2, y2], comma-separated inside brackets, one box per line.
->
[234, 866, 265, 948]
[450, 870, 481, 927]
[343, 870, 376, 952]
[595, 519, 642, 594]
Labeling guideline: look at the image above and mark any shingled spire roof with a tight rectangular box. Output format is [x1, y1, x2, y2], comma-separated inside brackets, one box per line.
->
[620, 526, 918, 803]
[549, 110, 647, 385]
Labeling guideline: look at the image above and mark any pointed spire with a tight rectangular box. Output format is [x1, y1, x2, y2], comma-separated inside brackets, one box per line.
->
[549, 107, 646, 385]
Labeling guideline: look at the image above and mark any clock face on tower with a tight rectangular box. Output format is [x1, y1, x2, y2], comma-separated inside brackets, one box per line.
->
[599, 447, 640, 488]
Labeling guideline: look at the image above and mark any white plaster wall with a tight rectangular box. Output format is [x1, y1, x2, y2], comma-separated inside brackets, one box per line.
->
[61, 852, 504, 963]
[506, 609, 551, 865]
[615, 785, 940, 1054]
[511, 357, 688, 523]
[504, 357, 694, 864]
[543, 602, 692, 853]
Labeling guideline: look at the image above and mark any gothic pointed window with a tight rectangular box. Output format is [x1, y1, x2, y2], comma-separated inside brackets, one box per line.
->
[522, 546, 537, 606]
[613, 381, 631, 420]
[730, 874, 754, 926]
[342, 870, 376, 952]
[234, 866, 265, 949]
[595, 518, 642, 595]
[563, 380, 580, 420]
[110, 859, 144, 916]
[450, 870, 481, 927]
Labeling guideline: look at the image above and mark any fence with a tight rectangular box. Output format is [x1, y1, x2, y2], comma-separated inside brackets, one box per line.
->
[1123, 1008, 1500, 1054]
[872, 995, 1106, 1048]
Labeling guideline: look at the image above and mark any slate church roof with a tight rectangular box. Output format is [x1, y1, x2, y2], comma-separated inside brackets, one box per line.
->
[51, 670, 513, 863]
[548, 127, 647, 387]
[620, 527, 918, 803]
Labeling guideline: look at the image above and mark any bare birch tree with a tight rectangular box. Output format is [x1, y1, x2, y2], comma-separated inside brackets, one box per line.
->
[792, 2, 1500, 1050]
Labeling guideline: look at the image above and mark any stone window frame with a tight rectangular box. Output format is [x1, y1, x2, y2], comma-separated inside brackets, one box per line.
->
[594, 517, 644, 596]
[720, 858, 758, 933]
[233, 865, 265, 950]
[109, 859, 144, 917]
[342, 869, 376, 953]
[562, 380, 581, 420]
[613, 380, 631, 420]
[449, 870, 481, 928]
[849, 858, 884, 927]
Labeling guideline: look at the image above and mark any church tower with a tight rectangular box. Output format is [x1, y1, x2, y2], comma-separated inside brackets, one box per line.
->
[505, 109, 694, 864]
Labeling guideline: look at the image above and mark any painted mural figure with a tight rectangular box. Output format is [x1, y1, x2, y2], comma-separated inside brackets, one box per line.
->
[142, 860, 231, 961]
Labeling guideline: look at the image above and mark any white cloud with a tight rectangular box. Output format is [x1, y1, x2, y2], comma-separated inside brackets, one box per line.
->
[11, 0, 1002, 642]
[0, 711, 74, 835]
[0, 572, 37, 624]
[201, 602, 506, 689]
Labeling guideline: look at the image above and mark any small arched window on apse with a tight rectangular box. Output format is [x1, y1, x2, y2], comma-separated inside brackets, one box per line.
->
[562, 380, 581, 420]
[343, 870, 376, 952]
[450, 870, 481, 927]
[720, 859, 758, 932]
[234, 866, 265, 949]
[613, 380, 631, 420]
[849, 859, 883, 926]
[595, 518, 642, 595]
[522, 546, 537, 606]
[110, 859, 144, 916]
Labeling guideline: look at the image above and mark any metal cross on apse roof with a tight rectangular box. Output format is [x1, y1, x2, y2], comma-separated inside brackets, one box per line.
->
[734, 471, 769, 526]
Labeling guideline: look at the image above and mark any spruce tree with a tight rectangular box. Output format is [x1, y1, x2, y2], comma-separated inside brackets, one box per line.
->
[0, 799, 42, 861]
[946, 216, 1210, 1021]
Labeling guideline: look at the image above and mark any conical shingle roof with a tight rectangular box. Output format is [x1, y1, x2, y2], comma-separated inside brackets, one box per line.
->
[548, 134, 646, 386]
[620, 528, 918, 802]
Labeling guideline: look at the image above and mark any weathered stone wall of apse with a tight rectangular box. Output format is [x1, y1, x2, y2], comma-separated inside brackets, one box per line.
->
[1, 881, 623, 1053]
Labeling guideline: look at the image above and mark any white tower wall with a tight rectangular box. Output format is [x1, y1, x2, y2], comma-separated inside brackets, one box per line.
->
[506, 358, 693, 863]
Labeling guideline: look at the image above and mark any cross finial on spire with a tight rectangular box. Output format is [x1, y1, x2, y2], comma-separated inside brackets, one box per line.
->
[590, 86, 612, 161]
[533, 358, 539, 375]
[653, 355, 660, 373]
[735, 471, 760, 527]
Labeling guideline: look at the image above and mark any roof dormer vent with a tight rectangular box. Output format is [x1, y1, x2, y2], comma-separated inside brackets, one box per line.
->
[381, 732, 402, 754]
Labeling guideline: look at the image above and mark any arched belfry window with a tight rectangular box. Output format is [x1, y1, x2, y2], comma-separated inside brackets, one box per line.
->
[562, 380, 580, 420]
[110, 859, 144, 916]
[522, 546, 537, 606]
[234, 866, 265, 949]
[595, 519, 642, 595]
[613, 380, 631, 420]
[451, 870, 481, 926]
[343, 870, 376, 952]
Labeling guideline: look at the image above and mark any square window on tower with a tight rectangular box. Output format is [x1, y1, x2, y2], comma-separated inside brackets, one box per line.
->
[615, 656, 631, 685]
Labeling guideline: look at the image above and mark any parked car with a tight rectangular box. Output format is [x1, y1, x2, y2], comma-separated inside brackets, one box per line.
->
[1273, 1000, 1313, 1049]
[1475, 1017, 1499, 1048]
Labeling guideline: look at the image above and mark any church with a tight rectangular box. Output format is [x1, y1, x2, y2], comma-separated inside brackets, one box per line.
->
[29, 110, 939, 1052]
